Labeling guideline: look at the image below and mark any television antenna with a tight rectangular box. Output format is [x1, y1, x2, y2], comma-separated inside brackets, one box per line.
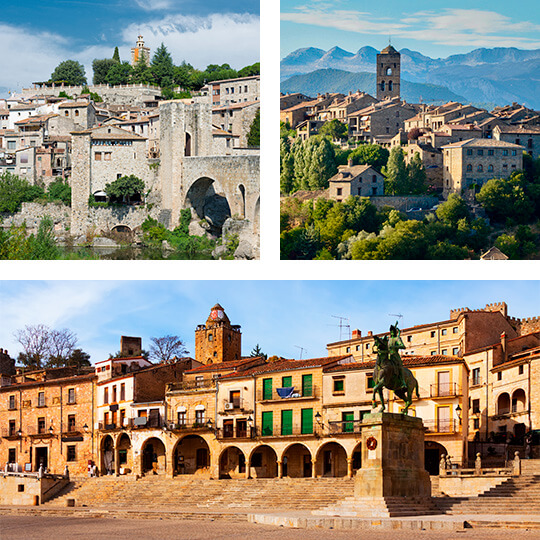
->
[294, 345, 307, 360]
[329, 315, 351, 341]
[388, 313, 403, 322]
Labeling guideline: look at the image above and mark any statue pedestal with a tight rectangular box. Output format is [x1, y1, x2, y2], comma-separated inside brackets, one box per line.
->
[315, 412, 437, 517]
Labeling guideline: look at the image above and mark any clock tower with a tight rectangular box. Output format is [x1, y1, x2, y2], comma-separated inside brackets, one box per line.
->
[195, 304, 242, 364]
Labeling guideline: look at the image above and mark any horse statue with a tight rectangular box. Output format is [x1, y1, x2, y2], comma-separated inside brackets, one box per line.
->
[371, 323, 419, 415]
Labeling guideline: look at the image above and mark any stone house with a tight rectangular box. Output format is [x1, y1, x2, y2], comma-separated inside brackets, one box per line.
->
[441, 138, 524, 198]
[280, 92, 312, 110]
[403, 142, 443, 190]
[203, 75, 260, 107]
[296, 119, 324, 141]
[212, 101, 259, 147]
[316, 91, 377, 123]
[328, 163, 385, 201]
[493, 124, 540, 159]
[439, 124, 483, 143]
[280, 93, 344, 129]
[0, 367, 96, 476]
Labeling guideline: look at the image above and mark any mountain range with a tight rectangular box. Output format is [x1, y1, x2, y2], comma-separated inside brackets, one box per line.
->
[281, 46, 540, 109]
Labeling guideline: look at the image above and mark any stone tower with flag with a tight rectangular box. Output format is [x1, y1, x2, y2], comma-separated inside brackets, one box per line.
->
[376, 44, 401, 101]
[131, 35, 151, 67]
[195, 304, 242, 364]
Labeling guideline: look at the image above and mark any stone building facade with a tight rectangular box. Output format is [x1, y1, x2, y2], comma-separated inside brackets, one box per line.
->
[0, 368, 96, 475]
[441, 139, 524, 198]
[203, 76, 260, 107]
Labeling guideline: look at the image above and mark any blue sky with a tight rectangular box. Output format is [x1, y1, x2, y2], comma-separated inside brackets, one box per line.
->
[281, 0, 540, 59]
[0, 0, 259, 95]
[0, 281, 538, 364]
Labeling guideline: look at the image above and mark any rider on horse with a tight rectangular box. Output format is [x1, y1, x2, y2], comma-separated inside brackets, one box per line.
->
[388, 322, 408, 392]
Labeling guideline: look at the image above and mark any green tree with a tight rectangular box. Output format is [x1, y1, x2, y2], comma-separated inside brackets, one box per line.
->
[319, 119, 348, 141]
[383, 147, 408, 195]
[105, 62, 133, 85]
[92, 58, 117, 85]
[64, 349, 92, 369]
[132, 53, 153, 85]
[407, 152, 427, 194]
[476, 173, 535, 224]
[293, 136, 337, 191]
[105, 175, 145, 204]
[112, 46, 121, 63]
[151, 43, 175, 88]
[436, 194, 469, 226]
[247, 109, 260, 147]
[280, 137, 295, 193]
[50, 60, 87, 85]
[174, 61, 196, 89]
[47, 178, 71, 206]
[349, 144, 389, 169]
[238, 62, 260, 77]
[250, 344, 267, 359]
[0, 172, 45, 213]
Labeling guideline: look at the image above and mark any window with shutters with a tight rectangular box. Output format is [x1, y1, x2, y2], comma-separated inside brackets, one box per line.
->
[301, 408, 313, 434]
[302, 374, 313, 397]
[262, 378, 272, 400]
[281, 410, 293, 435]
[262, 411, 273, 436]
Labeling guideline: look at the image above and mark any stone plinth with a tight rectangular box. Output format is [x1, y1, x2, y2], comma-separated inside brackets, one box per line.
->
[355, 412, 431, 499]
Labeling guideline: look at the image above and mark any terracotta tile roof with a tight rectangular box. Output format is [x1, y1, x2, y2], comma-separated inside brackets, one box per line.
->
[221, 355, 353, 379]
[186, 357, 264, 374]
[213, 100, 259, 112]
[15, 114, 58, 125]
[326, 354, 465, 373]
[441, 138, 525, 149]
[58, 101, 91, 109]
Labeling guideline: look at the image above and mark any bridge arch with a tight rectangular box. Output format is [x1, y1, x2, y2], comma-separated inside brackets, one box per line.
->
[185, 176, 231, 234]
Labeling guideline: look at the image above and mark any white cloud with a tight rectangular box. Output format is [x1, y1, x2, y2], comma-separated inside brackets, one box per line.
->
[134, 0, 173, 10]
[122, 13, 260, 69]
[281, 6, 540, 50]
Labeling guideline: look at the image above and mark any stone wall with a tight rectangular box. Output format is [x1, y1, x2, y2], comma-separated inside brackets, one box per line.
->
[20, 84, 163, 107]
[438, 475, 508, 497]
[369, 195, 439, 212]
[78, 205, 160, 235]
[0, 474, 69, 505]
[0, 202, 71, 233]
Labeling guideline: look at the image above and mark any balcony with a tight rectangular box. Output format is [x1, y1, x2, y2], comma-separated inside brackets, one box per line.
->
[219, 397, 251, 414]
[166, 417, 213, 432]
[423, 419, 460, 434]
[1, 429, 21, 440]
[257, 385, 319, 403]
[328, 419, 363, 434]
[216, 426, 257, 440]
[260, 424, 322, 438]
[430, 382, 460, 398]
[166, 380, 216, 393]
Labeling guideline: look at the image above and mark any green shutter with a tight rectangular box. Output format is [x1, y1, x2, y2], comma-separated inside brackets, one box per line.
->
[262, 411, 273, 436]
[302, 374, 313, 397]
[301, 408, 313, 434]
[281, 376, 292, 388]
[263, 378, 273, 400]
[281, 410, 293, 435]
[342, 411, 354, 433]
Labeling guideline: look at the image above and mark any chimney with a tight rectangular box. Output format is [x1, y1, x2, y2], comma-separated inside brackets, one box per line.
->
[368, 331, 373, 337]
[500, 332, 507, 361]
[347, 158, 353, 167]
[352, 329, 361, 339]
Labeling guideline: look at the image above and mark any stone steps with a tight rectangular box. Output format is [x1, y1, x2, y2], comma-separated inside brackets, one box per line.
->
[44, 477, 355, 511]
[435, 476, 540, 515]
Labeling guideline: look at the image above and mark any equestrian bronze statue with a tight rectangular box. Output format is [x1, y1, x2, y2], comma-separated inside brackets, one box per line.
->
[372, 322, 419, 415]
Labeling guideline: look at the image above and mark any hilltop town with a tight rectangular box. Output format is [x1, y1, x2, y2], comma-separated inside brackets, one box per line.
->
[0, 37, 260, 260]
[280, 45, 540, 260]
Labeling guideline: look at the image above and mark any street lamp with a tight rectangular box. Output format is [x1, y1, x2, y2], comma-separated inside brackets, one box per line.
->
[83, 423, 89, 433]
[455, 404, 462, 426]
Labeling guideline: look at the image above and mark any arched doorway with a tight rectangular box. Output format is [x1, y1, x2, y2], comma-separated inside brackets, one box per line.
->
[512, 389, 526, 413]
[249, 445, 278, 478]
[173, 435, 211, 475]
[282, 444, 312, 478]
[315, 442, 347, 477]
[101, 435, 115, 475]
[219, 446, 246, 478]
[497, 393, 511, 415]
[185, 177, 231, 235]
[352, 442, 362, 474]
[424, 441, 448, 475]
[185, 132, 192, 156]
[93, 190, 107, 203]
[117, 433, 132, 474]
[141, 437, 166, 475]
[253, 196, 260, 234]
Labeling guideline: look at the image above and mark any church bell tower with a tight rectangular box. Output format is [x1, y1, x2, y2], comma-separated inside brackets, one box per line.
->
[376, 45, 401, 100]
[195, 304, 242, 365]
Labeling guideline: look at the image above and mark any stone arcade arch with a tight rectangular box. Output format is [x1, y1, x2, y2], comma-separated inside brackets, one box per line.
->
[248, 445, 278, 478]
[172, 435, 211, 476]
[282, 443, 312, 478]
[315, 442, 348, 477]
[141, 437, 166, 475]
[512, 388, 526, 413]
[116, 433, 132, 474]
[185, 176, 231, 235]
[219, 446, 246, 478]
[424, 441, 448, 475]
[100, 434, 115, 475]
[352, 442, 362, 475]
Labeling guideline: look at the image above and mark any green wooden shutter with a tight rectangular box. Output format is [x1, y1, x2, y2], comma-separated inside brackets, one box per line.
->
[281, 376, 292, 388]
[301, 408, 313, 434]
[302, 374, 313, 397]
[262, 378, 273, 400]
[281, 410, 293, 435]
[342, 411, 354, 433]
[262, 411, 273, 436]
